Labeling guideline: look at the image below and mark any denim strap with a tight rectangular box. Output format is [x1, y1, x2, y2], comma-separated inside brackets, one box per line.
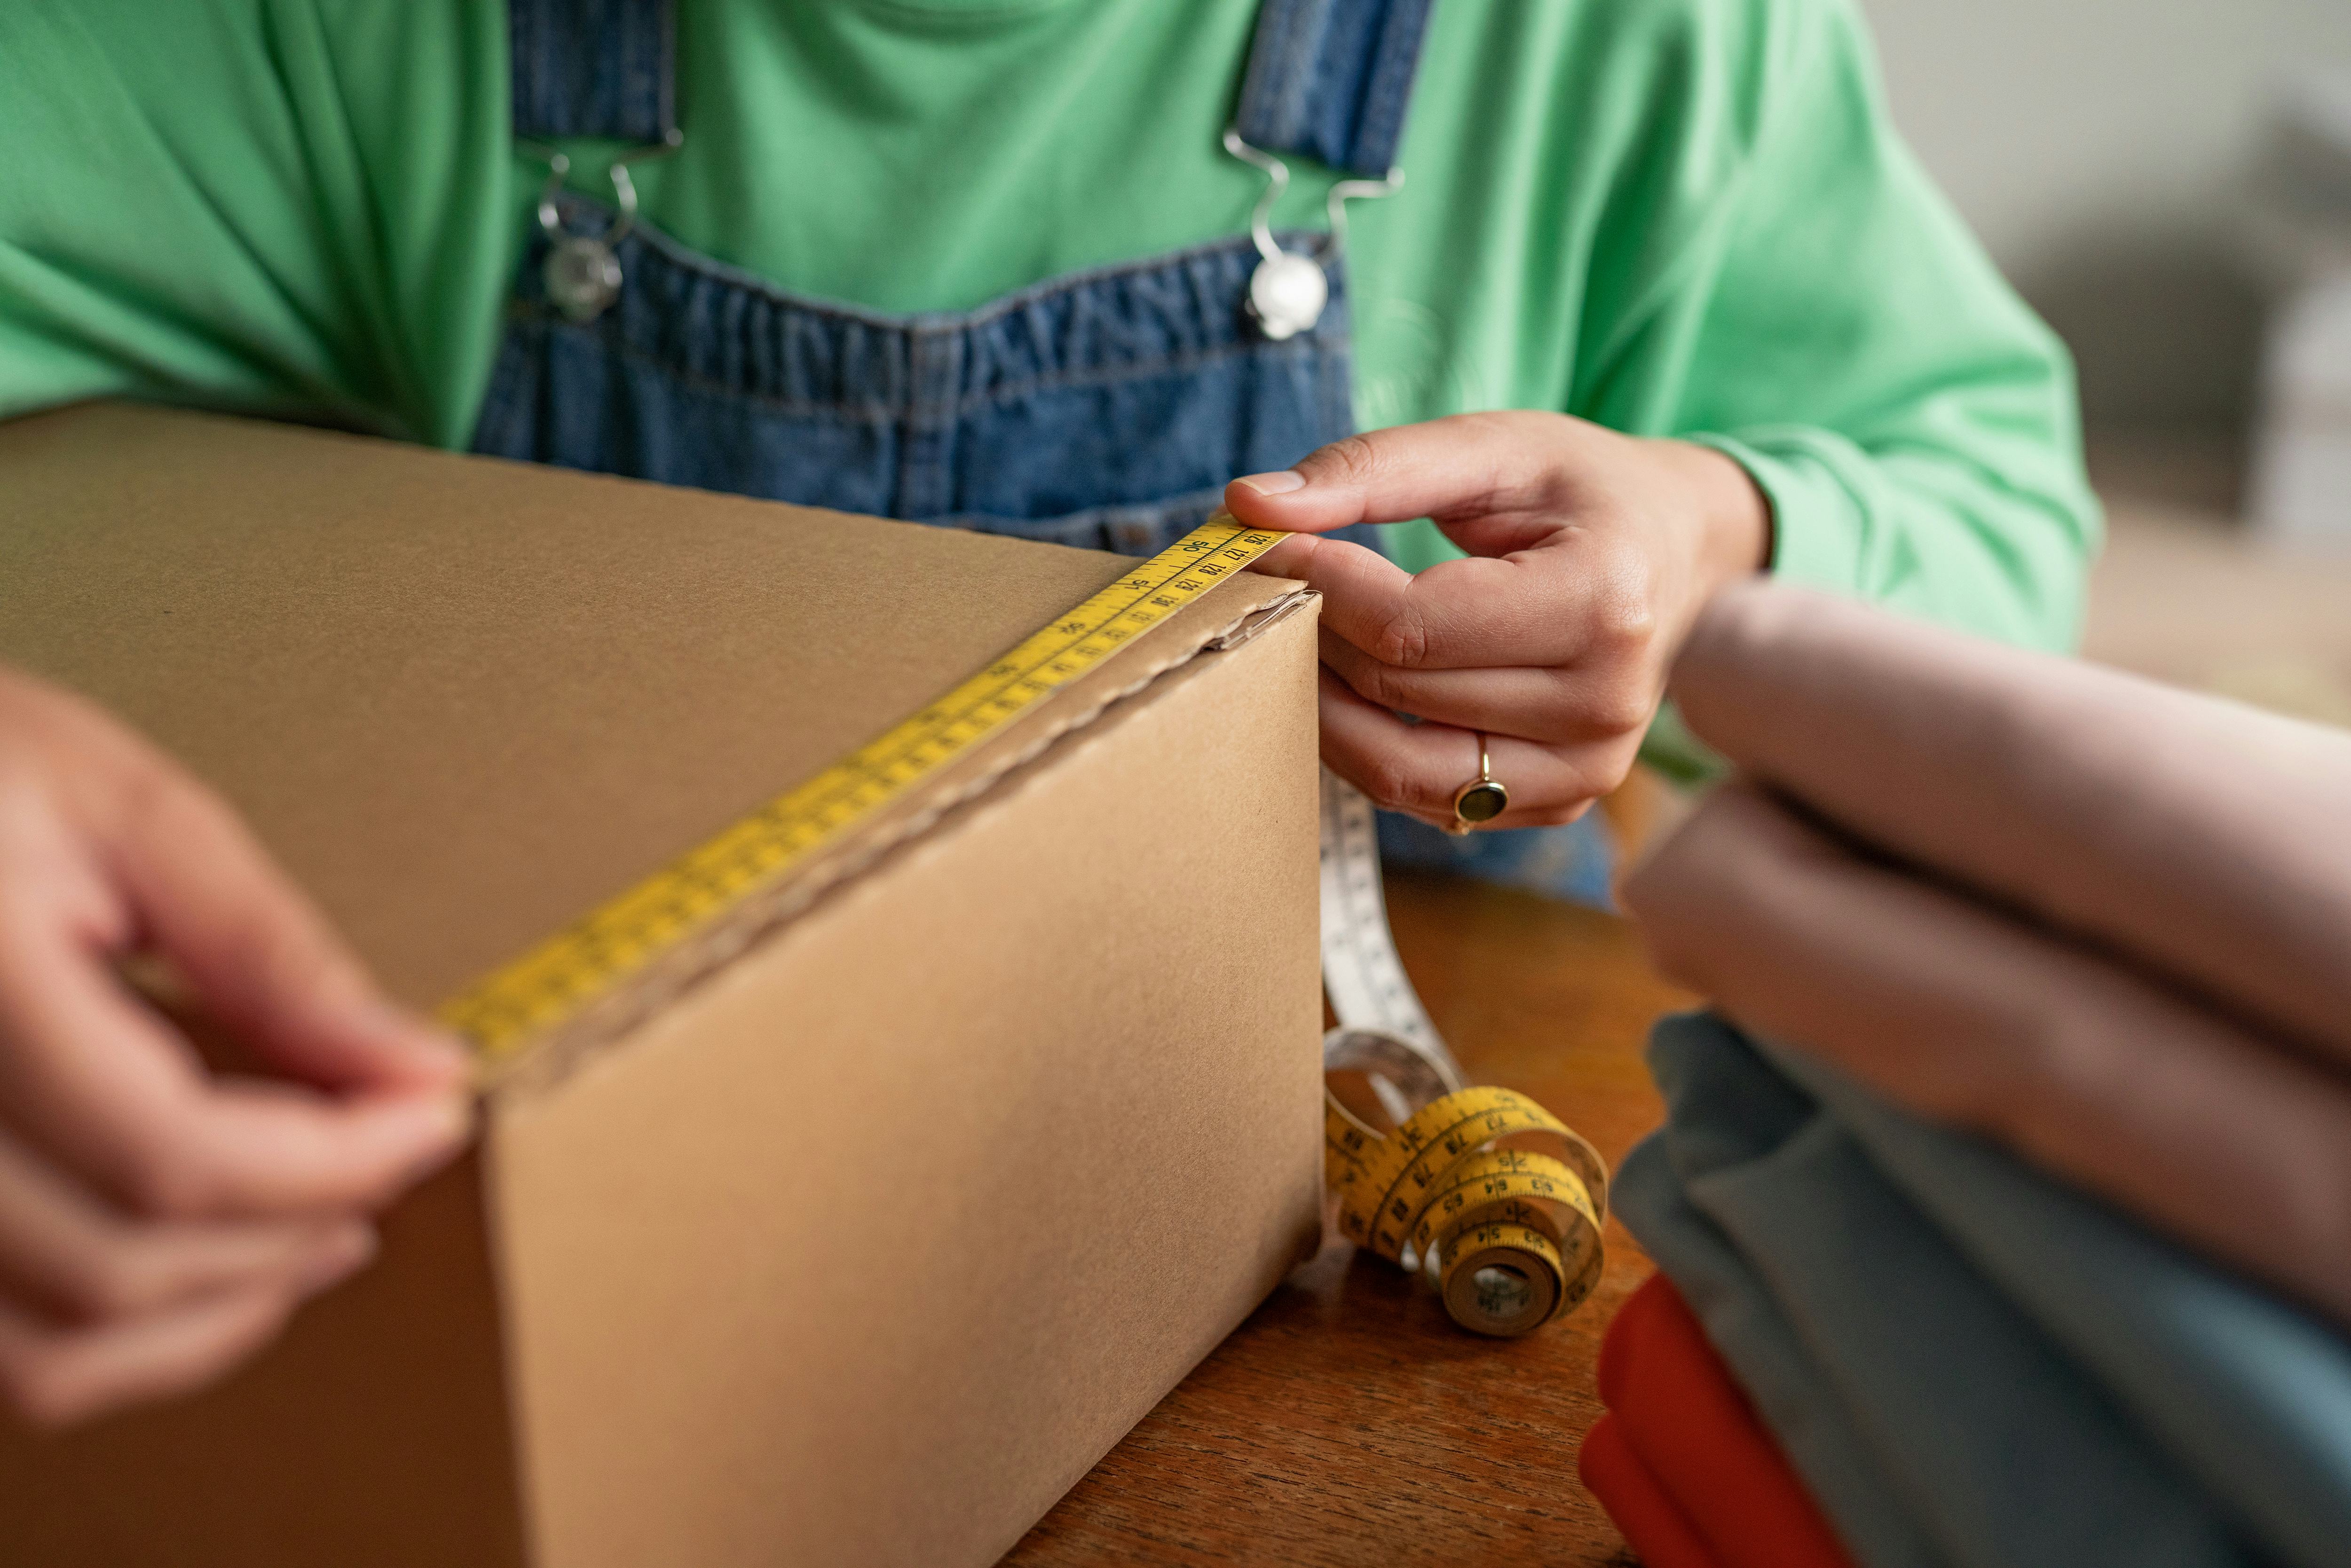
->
[508, 0, 1433, 172]
[508, 0, 678, 144]
[1231, 0, 1436, 177]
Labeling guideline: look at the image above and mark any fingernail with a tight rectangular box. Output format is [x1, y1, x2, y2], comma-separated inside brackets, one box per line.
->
[1233, 470, 1306, 496]
[378, 1099, 473, 1195]
[299, 1226, 379, 1291]
[409, 1029, 474, 1079]
[362, 1001, 474, 1079]
[385, 1092, 474, 1155]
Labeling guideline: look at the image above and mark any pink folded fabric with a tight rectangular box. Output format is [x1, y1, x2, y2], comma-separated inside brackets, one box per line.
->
[1664, 581, 2351, 1070]
[1626, 780, 2351, 1324]
[1624, 581, 2351, 1325]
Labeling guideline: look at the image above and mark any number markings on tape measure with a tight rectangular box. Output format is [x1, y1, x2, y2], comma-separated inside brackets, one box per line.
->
[1325, 1082, 1609, 1336]
[440, 518, 1288, 1065]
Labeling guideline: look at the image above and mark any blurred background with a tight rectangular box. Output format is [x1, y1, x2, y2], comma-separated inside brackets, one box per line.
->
[1863, 0, 2351, 725]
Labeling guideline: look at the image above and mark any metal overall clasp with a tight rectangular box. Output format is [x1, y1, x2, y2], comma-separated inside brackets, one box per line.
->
[525, 130, 685, 325]
[1221, 128, 1404, 342]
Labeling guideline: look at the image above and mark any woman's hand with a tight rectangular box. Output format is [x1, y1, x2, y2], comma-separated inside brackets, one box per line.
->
[0, 669, 470, 1427]
[1223, 411, 1771, 829]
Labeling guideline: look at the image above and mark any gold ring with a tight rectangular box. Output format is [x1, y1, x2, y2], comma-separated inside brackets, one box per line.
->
[1447, 733, 1509, 835]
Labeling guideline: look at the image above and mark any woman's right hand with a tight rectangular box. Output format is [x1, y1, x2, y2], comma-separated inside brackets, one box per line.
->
[0, 667, 471, 1427]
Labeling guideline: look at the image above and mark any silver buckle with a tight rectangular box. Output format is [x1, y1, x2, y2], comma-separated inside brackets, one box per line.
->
[524, 130, 684, 324]
[1220, 129, 1404, 342]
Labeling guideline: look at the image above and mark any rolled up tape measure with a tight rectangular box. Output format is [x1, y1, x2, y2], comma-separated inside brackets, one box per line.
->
[1318, 772, 1610, 1337]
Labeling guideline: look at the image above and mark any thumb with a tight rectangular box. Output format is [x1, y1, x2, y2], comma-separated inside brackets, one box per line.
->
[103, 762, 468, 1096]
[1223, 411, 1570, 553]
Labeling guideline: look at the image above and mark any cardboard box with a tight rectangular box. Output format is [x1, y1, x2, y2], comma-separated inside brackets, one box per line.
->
[0, 405, 1324, 1566]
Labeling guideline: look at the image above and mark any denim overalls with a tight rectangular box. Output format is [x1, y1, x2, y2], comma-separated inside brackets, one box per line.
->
[471, 0, 1615, 908]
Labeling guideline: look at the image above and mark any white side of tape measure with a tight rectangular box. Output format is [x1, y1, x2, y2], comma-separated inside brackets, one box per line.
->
[1318, 769, 1466, 1102]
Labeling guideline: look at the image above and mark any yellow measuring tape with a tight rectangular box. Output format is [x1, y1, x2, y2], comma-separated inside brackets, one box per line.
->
[1325, 1049, 1609, 1337]
[437, 517, 1287, 1066]
[434, 505, 1605, 1341]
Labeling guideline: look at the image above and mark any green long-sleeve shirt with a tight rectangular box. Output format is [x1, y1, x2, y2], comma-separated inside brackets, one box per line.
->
[1, 0, 2097, 657]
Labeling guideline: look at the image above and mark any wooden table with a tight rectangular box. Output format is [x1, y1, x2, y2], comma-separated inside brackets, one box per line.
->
[1007, 868, 1695, 1566]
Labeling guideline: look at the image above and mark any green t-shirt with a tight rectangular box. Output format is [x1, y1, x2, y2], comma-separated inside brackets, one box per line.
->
[0, 0, 2098, 654]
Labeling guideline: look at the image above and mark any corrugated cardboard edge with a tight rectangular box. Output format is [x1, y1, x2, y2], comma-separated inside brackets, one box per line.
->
[482, 579, 1319, 1102]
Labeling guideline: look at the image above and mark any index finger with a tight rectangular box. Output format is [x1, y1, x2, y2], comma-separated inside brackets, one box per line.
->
[1223, 412, 1574, 549]
[1253, 534, 1594, 671]
[100, 765, 465, 1097]
[0, 904, 468, 1220]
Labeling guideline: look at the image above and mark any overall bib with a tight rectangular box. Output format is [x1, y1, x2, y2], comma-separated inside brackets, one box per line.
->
[471, 0, 1615, 907]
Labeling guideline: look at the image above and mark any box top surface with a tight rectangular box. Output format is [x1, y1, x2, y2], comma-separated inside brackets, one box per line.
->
[0, 404, 1278, 1009]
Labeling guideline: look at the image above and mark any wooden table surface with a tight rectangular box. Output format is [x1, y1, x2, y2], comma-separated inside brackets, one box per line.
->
[1006, 867, 1695, 1567]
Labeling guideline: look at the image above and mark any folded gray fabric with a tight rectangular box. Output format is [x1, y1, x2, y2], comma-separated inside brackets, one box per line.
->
[1783, 1047, 2351, 1568]
[1623, 1013, 2351, 1568]
[1667, 580, 2351, 1067]
[1613, 1133, 1952, 1568]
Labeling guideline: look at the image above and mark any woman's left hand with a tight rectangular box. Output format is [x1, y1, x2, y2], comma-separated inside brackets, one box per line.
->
[1222, 410, 1771, 830]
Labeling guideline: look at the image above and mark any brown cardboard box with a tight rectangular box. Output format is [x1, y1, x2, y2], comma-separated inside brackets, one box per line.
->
[0, 405, 1324, 1567]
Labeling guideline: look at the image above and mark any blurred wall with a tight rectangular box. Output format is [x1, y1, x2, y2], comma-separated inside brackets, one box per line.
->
[1861, 0, 2351, 438]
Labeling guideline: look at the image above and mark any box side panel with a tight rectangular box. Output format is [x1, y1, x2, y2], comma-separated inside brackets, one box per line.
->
[0, 1156, 526, 1568]
[492, 611, 1324, 1568]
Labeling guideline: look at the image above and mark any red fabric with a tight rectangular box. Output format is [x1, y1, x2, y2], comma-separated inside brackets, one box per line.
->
[1578, 1411, 1724, 1568]
[1584, 1274, 1858, 1568]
